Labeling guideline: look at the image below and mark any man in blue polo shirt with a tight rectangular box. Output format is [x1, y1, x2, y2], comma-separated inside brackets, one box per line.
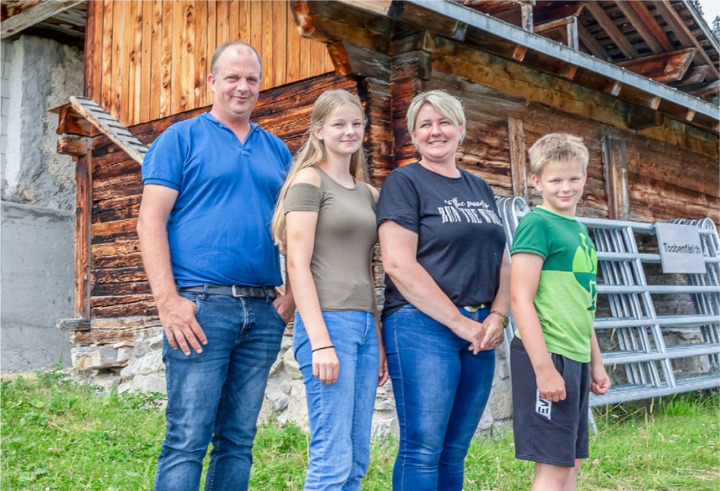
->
[137, 41, 294, 491]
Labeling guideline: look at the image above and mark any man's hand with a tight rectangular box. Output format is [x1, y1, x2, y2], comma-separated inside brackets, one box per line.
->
[536, 365, 566, 402]
[158, 294, 207, 356]
[273, 292, 295, 323]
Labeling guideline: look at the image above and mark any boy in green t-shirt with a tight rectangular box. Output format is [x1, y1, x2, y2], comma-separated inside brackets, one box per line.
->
[510, 133, 611, 490]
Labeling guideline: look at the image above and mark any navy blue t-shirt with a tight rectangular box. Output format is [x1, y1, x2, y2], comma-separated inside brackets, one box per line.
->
[377, 163, 506, 320]
[142, 112, 292, 287]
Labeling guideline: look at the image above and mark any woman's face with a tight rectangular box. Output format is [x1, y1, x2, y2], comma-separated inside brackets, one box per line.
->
[315, 103, 364, 159]
[411, 103, 464, 165]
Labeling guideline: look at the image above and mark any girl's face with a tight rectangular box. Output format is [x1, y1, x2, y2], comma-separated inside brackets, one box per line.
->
[315, 103, 364, 158]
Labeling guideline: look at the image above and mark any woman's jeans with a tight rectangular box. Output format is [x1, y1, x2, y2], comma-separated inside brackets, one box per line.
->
[293, 311, 379, 491]
[154, 289, 285, 491]
[383, 304, 495, 491]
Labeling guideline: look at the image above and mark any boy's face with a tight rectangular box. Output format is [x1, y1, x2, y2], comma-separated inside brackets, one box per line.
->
[532, 159, 587, 217]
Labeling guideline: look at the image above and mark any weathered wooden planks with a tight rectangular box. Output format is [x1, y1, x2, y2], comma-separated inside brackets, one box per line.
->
[87, 0, 333, 127]
[88, 73, 350, 320]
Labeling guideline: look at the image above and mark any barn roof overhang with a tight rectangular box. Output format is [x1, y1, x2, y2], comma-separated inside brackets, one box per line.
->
[296, 0, 719, 134]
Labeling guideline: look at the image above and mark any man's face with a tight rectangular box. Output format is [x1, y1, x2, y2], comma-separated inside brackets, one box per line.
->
[208, 47, 261, 121]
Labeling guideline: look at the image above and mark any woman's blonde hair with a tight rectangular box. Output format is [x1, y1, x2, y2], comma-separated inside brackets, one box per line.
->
[271, 89, 366, 253]
[406, 90, 466, 145]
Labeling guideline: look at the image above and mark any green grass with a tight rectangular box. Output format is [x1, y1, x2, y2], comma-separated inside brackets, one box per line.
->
[2, 367, 718, 490]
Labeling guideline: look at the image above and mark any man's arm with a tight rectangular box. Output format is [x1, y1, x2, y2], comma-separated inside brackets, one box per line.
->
[137, 184, 207, 356]
[510, 252, 566, 402]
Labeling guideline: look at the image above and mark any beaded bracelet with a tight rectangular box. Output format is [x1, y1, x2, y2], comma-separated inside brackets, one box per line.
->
[312, 345, 335, 353]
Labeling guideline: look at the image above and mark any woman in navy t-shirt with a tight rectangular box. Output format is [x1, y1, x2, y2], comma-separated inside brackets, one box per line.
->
[377, 90, 511, 490]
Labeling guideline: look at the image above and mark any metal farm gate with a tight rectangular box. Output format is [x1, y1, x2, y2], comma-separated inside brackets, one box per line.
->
[497, 197, 720, 411]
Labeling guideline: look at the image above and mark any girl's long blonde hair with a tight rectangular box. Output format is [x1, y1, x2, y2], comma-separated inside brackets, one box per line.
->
[271, 89, 367, 254]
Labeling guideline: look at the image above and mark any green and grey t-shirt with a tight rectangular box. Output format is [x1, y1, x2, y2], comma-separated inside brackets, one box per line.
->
[511, 206, 598, 362]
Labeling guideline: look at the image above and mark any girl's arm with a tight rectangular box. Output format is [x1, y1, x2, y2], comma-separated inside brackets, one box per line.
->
[286, 170, 339, 385]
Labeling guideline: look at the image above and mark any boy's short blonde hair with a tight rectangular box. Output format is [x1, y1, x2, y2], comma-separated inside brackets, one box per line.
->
[406, 90, 467, 144]
[528, 133, 589, 176]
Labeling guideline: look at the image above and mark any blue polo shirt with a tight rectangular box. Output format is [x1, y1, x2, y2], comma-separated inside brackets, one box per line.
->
[142, 112, 292, 287]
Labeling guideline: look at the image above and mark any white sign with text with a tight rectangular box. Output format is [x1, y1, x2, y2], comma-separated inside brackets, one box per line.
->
[655, 223, 706, 274]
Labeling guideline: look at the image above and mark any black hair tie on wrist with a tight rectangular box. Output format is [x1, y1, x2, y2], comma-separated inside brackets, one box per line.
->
[312, 345, 335, 353]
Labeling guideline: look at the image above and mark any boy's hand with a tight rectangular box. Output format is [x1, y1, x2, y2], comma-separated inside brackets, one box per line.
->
[536, 366, 566, 402]
[590, 363, 611, 395]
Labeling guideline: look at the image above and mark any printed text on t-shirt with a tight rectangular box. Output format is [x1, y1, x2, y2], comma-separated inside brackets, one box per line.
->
[437, 197, 502, 225]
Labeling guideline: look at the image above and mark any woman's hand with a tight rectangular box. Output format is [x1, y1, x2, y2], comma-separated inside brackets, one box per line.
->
[312, 347, 340, 385]
[479, 314, 505, 351]
[378, 350, 389, 387]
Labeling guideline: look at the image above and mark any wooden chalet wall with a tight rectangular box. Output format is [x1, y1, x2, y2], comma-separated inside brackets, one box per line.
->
[84, 0, 333, 127]
[86, 74, 356, 324]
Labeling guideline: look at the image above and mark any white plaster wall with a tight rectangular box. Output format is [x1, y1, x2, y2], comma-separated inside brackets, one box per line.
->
[1, 41, 9, 176]
[1, 35, 83, 373]
[2, 35, 82, 210]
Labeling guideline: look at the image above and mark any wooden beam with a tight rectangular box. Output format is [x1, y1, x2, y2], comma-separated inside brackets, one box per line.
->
[57, 135, 93, 156]
[292, 1, 390, 53]
[389, 31, 436, 56]
[326, 41, 390, 79]
[605, 81, 622, 97]
[54, 103, 94, 137]
[1, 0, 83, 39]
[617, 48, 696, 83]
[508, 116, 528, 200]
[650, 0, 720, 78]
[75, 152, 92, 319]
[626, 0, 673, 52]
[532, 1, 584, 24]
[430, 37, 716, 156]
[57, 317, 91, 332]
[615, 1, 664, 54]
[689, 80, 720, 99]
[677, 65, 710, 86]
[577, 22, 609, 60]
[584, 2, 637, 59]
[626, 104, 662, 130]
[602, 133, 630, 221]
[534, 15, 579, 51]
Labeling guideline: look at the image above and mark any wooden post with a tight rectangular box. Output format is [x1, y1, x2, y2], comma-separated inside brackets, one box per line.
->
[75, 152, 92, 319]
[602, 133, 630, 221]
[508, 116, 528, 200]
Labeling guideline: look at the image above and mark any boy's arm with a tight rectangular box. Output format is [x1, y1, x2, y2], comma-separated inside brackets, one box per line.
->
[589, 330, 611, 395]
[510, 252, 566, 402]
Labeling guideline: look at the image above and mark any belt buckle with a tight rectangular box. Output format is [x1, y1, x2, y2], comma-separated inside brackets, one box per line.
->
[463, 303, 488, 313]
[231, 285, 245, 298]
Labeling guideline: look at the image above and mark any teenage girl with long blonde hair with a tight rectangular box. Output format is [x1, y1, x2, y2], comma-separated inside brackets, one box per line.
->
[271, 89, 388, 490]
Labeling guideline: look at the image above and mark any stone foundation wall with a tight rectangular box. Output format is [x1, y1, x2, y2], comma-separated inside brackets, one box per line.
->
[74, 326, 513, 439]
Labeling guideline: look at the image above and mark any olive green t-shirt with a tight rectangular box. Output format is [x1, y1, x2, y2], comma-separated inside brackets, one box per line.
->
[511, 206, 598, 362]
[284, 168, 377, 312]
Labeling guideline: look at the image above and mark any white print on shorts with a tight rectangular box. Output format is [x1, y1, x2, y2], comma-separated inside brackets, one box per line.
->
[535, 390, 552, 420]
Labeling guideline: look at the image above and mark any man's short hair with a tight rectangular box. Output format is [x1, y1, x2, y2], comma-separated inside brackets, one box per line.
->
[210, 41, 262, 75]
[528, 133, 589, 176]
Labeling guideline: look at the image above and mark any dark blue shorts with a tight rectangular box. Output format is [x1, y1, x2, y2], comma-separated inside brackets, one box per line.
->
[510, 336, 590, 467]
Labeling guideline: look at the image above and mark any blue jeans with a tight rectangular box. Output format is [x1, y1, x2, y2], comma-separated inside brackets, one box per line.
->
[154, 289, 285, 491]
[293, 311, 379, 491]
[383, 304, 495, 491]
